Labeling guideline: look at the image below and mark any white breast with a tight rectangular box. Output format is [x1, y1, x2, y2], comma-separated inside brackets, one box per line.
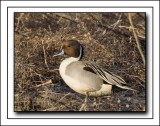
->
[59, 57, 85, 94]
[59, 57, 78, 77]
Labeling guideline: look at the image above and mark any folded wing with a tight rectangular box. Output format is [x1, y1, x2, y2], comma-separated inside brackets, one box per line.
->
[84, 62, 137, 91]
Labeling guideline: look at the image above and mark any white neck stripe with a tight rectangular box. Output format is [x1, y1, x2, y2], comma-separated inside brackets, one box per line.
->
[77, 45, 82, 60]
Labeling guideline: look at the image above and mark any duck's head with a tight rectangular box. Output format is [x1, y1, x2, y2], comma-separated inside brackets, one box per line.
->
[53, 40, 83, 60]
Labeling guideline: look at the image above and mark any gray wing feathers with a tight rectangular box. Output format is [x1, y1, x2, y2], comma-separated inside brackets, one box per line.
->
[84, 63, 137, 91]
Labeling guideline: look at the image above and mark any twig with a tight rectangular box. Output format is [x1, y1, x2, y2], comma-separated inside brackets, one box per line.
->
[89, 13, 131, 37]
[128, 13, 145, 66]
[32, 79, 52, 88]
[119, 25, 145, 40]
[15, 13, 24, 32]
[111, 13, 122, 29]
[55, 13, 77, 23]
[41, 40, 49, 69]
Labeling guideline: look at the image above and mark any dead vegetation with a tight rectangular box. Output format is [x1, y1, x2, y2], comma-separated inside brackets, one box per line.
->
[14, 12, 146, 112]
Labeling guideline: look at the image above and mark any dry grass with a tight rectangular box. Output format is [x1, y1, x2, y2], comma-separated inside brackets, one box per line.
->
[14, 12, 146, 112]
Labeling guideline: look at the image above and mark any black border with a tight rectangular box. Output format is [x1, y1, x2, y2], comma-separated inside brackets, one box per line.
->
[1, 0, 159, 2]
[0, 1, 1, 125]
[7, 6, 153, 120]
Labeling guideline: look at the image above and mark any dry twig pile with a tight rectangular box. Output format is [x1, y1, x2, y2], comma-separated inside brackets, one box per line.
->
[14, 13, 146, 111]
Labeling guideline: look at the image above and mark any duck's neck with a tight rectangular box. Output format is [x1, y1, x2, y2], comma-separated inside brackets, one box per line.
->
[77, 45, 82, 60]
[66, 45, 83, 61]
[60, 46, 82, 75]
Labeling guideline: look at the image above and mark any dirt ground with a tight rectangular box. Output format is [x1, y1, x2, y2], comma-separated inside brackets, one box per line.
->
[14, 12, 146, 112]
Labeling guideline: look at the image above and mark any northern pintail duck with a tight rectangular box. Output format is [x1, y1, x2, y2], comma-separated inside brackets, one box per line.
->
[54, 40, 136, 110]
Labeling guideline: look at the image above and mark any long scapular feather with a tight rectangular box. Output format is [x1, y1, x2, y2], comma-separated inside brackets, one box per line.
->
[84, 63, 137, 91]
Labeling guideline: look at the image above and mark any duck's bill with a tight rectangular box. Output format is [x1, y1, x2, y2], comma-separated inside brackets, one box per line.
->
[53, 50, 64, 57]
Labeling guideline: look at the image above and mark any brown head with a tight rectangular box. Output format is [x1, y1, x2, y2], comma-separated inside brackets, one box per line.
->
[62, 40, 81, 58]
[53, 40, 83, 59]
